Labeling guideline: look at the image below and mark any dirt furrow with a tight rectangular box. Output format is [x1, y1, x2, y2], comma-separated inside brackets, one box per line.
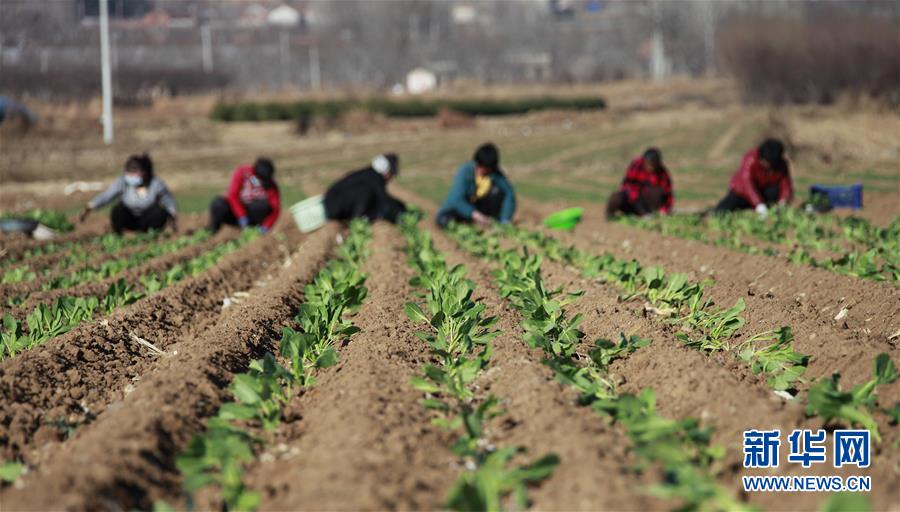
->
[0, 222, 313, 465]
[424, 220, 664, 511]
[0, 222, 339, 511]
[532, 254, 898, 511]
[1, 229, 238, 318]
[245, 223, 455, 510]
[0, 215, 209, 294]
[514, 199, 899, 387]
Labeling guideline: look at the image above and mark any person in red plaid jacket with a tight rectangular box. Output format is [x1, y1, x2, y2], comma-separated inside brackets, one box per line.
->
[606, 148, 673, 219]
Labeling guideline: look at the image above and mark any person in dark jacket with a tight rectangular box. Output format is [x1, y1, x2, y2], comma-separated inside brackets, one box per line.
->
[436, 143, 516, 229]
[80, 153, 178, 234]
[714, 138, 793, 218]
[324, 153, 406, 223]
[606, 147, 673, 219]
[208, 157, 280, 233]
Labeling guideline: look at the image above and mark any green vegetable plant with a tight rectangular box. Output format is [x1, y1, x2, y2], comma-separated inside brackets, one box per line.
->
[806, 353, 897, 442]
[618, 209, 899, 283]
[498, 225, 807, 390]
[445, 222, 751, 511]
[0, 461, 24, 483]
[0, 208, 74, 232]
[0, 230, 259, 360]
[738, 327, 809, 390]
[176, 219, 372, 511]
[399, 214, 557, 511]
[2, 266, 36, 284]
[40, 230, 211, 291]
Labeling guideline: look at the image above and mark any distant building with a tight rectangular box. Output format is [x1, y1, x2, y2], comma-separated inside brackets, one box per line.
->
[268, 4, 301, 27]
[406, 68, 437, 95]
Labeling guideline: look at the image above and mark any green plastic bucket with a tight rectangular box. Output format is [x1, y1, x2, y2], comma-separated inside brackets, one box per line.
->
[543, 207, 583, 231]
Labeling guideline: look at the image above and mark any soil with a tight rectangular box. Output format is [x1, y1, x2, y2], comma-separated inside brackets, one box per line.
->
[0, 215, 207, 301]
[0, 221, 339, 510]
[0, 178, 893, 510]
[0, 220, 312, 463]
[389, 187, 900, 511]
[244, 223, 456, 511]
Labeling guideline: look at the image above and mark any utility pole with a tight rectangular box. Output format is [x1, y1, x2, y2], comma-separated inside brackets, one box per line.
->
[280, 31, 290, 89]
[99, 0, 114, 144]
[309, 44, 321, 90]
[201, 21, 213, 73]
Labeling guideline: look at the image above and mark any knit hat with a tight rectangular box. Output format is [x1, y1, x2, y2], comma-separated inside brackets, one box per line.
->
[372, 153, 399, 176]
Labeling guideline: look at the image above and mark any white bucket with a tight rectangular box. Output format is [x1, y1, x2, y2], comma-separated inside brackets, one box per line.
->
[289, 195, 327, 233]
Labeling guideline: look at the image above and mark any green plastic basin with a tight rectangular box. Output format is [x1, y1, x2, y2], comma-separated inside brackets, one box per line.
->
[543, 207, 584, 231]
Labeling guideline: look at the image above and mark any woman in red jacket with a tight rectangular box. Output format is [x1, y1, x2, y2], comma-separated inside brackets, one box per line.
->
[208, 158, 280, 233]
[714, 139, 793, 217]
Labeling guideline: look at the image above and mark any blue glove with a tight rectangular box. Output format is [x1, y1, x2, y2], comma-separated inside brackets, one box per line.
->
[238, 216, 249, 228]
[258, 226, 269, 234]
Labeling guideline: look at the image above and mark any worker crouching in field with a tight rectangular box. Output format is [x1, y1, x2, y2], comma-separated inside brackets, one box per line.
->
[80, 153, 178, 234]
[208, 157, 280, 233]
[436, 142, 516, 228]
[714, 138, 793, 218]
[324, 153, 407, 223]
[605, 147, 673, 219]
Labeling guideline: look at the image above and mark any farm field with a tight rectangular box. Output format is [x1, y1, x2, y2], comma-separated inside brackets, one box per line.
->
[0, 79, 898, 510]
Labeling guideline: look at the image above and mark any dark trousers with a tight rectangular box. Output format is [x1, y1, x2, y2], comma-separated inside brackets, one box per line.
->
[436, 186, 506, 229]
[208, 196, 271, 232]
[606, 186, 665, 219]
[714, 185, 780, 212]
[111, 202, 170, 235]
[381, 196, 407, 224]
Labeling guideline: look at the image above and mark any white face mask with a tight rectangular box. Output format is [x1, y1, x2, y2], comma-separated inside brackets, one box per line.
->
[124, 174, 143, 187]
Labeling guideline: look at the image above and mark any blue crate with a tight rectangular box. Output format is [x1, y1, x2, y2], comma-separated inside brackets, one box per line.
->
[809, 183, 863, 209]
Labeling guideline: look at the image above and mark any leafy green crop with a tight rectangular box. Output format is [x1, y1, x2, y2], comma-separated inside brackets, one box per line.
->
[2, 266, 36, 284]
[400, 214, 557, 511]
[446, 447, 561, 512]
[618, 209, 899, 283]
[40, 230, 211, 291]
[1, 209, 74, 232]
[738, 327, 809, 390]
[176, 220, 372, 511]
[176, 417, 261, 511]
[1, 230, 259, 360]
[0, 461, 24, 483]
[500, 225, 808, 390]
[806, 353, 897, 442]
[447, 222, 755, 511]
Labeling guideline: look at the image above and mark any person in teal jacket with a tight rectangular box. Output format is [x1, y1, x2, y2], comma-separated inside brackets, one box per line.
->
[436, 142, 516, 228]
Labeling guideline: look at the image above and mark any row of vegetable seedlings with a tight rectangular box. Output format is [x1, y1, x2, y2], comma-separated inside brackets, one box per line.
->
[1, 229, 167, 278]
[491, 225, 898, 442]
[0, 230, 259, 360]
[3, 230, 213, 298]
[451, 226, 900, 510]
[493, 224, 807, 392]
[168, 220, 372, 511]
[445, 223, 752, 510]
[618, 210, 898, 282]
[398, 214, 558, 511]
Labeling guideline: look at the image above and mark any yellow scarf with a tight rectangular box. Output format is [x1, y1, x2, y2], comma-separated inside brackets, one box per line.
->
[472, 174, 492, 201]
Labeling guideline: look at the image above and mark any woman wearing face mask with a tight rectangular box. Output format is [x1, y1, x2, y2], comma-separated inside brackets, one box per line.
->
[80, 153, 178, 234]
